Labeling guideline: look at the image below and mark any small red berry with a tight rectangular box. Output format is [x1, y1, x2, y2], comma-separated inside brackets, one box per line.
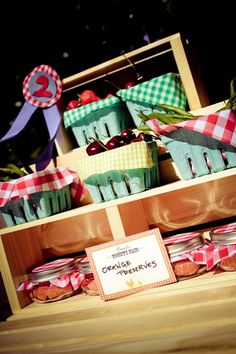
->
[79, 90, 101, 106]
[66, 100, 78, 110]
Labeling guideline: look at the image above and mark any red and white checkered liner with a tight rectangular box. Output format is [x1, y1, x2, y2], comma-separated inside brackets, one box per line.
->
[146, 109, 236, 147]
[0, 167, 85, 207]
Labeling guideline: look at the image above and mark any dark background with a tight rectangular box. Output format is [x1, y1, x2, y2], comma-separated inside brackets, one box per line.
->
[1, 0, 235, 165]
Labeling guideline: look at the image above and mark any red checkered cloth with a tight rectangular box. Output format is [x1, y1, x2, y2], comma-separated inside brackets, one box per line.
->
[17, 271, 85, 291]
[146, 109, 236, 147]
[193, 222, 236, 270]
[163, 230, 236, 270]
[211, 222, 236, 234]
[166, 244, 236, 270]
[193, 244, 236, 270]
[0, 167, 85, 207]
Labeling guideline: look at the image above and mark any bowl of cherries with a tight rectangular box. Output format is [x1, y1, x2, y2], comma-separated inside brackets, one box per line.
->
[86, 129, 153, 156]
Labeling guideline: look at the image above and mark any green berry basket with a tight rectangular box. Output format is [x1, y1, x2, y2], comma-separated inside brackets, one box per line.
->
[117, 73, 187, 127]
[63, 96, 132, 147]
[160, 128, 236, 180]
[0, 187, 72, 227]
[75, 141, 159, 203]
[0, 168, 82, 227]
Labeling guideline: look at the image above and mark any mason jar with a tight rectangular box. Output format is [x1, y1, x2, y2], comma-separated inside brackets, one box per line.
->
[27, 258, 81, 303]
[77, 256, 99, 296]
[163, 231, 208, 280]
[210, 222, 236, 272]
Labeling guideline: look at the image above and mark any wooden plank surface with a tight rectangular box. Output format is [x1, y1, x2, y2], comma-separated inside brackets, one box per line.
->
[0, 271, 236, 353]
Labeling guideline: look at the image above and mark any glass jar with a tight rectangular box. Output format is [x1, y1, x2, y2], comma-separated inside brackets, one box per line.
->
[77, 256, 99, 296]
[210, 222, 236, 272]
[163, 231, 207, 280]
[18, 258, 82, 303]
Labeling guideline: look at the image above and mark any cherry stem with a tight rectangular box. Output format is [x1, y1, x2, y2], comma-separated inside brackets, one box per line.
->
[88, 137, 108, 150]
[122, 54, 143, 81]
[104, 78, 121, 92]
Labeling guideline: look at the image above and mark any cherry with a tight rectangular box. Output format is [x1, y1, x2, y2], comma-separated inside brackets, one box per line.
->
[120, 129, 136, 143]
[106, 135, 123, 150]
[86, 138, 107, 156]
[124, 81, 136, 89]
[135, 132, 153, 142]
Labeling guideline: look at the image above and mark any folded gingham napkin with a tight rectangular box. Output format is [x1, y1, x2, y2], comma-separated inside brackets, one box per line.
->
[75, 141, 155, 181]
[117, 73, 187, 109]
[0, 167, 85, 207]
[146, 109, 236, 147]
[63, 95, 121, 128]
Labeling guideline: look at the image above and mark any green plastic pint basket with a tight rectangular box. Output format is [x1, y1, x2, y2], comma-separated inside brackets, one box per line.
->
[160, 129, 236, 180]
[0, 186, 72, 227]
[63, 96, 132, 147]
[117, 73, 187, 127]
[75, 141, 159, 203]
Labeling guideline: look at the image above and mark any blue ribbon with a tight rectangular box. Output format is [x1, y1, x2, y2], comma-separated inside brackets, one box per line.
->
[0, 101, 61, 171]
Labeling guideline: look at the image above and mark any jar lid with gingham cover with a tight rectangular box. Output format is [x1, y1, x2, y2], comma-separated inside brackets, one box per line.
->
[163, 232, 204, 257]
[30, 258, 77, 282]
[210, 222, 236, 245]
[117, 73, 187, 108]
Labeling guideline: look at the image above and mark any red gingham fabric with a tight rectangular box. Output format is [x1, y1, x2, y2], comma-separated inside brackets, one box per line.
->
[163, 231, 200, 245]
[18, 257, 85, 291]
[193, 244, 236, 270]
[146, 109, 236, 147]
[0, 167, 85, 207]
[163, 230, 236, 270]
[32, 258, 74, 272]
[211, 222, 236, 234]
[166, 243, 236, 270]
[17, 271, 85, 291]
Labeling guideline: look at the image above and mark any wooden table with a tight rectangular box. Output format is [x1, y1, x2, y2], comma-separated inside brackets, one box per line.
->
[0, 271, 236, 354]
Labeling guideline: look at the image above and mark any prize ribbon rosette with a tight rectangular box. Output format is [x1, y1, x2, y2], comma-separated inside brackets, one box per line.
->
[0, 65, 63, 171]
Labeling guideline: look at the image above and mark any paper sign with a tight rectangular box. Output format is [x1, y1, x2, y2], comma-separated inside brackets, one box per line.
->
[85, 228, 176, 300]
